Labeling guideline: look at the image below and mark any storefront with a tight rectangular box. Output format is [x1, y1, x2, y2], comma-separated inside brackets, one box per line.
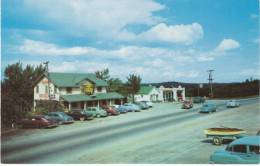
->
[33, 72, 125, 110]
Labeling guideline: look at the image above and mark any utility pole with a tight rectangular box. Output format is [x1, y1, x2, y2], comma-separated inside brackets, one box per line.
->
[207, 69, 214, 98]
[43, 61, 51, 99]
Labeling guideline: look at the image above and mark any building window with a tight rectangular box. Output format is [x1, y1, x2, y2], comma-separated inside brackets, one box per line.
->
[97, 87, 102, 92]
[36, 85, 39, 93]
[66, 87, 72, 94]
[45, 86, 48, 93]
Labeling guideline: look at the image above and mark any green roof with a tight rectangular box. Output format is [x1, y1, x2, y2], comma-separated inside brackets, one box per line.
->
[61, 92, 124, 102]
[138, 86, 155, 95]
[48, 72, 108, 87]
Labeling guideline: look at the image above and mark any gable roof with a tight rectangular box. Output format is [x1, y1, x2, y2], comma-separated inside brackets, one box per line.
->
[61, 92, 124, 102]
[138, 86, 155, 95]
[48, 72, 108, 87]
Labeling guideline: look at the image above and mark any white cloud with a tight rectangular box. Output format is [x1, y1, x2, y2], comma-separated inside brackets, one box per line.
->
[23, 0, 165, 38]
[138, 22, 203, 44]
[215, 39, 240, 52]
[198, 39, 240, 61]
[19, 39, 106, 56]
[21, 0, 204, 45]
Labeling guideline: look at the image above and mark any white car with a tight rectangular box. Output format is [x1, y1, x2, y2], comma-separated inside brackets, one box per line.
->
[226, 100, 240, 108]
[141, 101, 153, 107]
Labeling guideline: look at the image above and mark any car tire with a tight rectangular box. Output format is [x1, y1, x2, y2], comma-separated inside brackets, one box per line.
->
[213, 136, 222, 145]
[96, 114, 101, 118]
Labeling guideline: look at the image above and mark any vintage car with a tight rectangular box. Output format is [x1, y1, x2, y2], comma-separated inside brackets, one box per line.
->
[193, 96, 206, 103]
[123, 103, 141, 112]
[199, 102, 217, 113]
[47, 112, 74, 124]
[116, 106, 128, 113]
[67, 110, 94, 121]
[101, 105, 120, 115]
[209, 136, 260, 164]
[85, 107, 107, 118]
[226, 100, 240, 108]
[141, 101, 153, 107]
[18, 115, 58, 128]
[134, 102, 149, 110]
[182, 100, 193, 109]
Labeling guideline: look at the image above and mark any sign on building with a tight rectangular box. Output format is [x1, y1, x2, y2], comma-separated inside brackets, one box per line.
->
[83, 82, 94, 95]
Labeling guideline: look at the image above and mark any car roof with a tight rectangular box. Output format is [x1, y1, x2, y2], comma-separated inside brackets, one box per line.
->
[230, 136, 260, 146]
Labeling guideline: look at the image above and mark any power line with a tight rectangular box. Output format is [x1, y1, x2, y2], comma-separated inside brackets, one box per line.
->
[207, 69, 214, 98]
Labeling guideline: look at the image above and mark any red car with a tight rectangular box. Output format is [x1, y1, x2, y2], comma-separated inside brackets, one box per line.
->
[18, 115, 58, 128]
[101, 105, 120, 115]
[182, 100, 193, 109]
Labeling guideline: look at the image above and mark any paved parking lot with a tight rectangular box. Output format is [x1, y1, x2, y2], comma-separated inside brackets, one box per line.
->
[2, 98, 259, 164]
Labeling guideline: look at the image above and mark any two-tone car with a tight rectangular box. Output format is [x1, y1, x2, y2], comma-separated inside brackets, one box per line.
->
[123, 103, 141, 112]
[47, 112, 74, 124]
[67, 109, 94, 121]
[199, 102, 217, 113]
[101, 105, 120, 115]
[226, 100, 240, 108]
[134, 102, 149, 110]
[141, 101, 153, 108]
[209, 136, 260, 164]
[85, 107, 108, 118]
[18, 115, 58, 128]
[193, 96, 206, 103]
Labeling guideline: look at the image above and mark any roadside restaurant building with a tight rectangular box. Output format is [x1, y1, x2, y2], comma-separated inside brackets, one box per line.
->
[33, 72, 125, 110]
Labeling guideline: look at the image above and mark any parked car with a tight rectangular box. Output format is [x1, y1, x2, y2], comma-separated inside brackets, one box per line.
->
[101, 105, 120, 115]
[193, 96, 206, 103]
[199, 102, 217, 113]
[226, 100, 240, 108]
[141, 101, 153, 107]
[111, 104, 120, 109]
[123, 103, 141, 112]
[116, 105, 128, 113]
[209, 136, 260, 164]
[135, 102, 149, 110]
[182, 100, 193, 109]
[67, 110, 94, 121]
[18, 115, 58, 128]
[86, 107, 107, 117]
[47, 112, 74, 124]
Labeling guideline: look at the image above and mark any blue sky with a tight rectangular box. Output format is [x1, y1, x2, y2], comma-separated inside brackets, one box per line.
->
[2, 0, 259, 83]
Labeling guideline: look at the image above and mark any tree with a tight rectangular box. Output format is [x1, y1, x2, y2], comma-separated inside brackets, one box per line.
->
[126, 74, 141, 102]
[1, 62, 45, 128]
[95, 68, 110, 81]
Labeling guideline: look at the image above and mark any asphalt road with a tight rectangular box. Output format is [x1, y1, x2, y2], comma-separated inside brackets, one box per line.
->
[1, 97, 259, 164]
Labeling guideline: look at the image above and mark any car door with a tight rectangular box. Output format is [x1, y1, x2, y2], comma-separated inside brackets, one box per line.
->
[243, 145, 260, 164]
[229, 144, 249, 164]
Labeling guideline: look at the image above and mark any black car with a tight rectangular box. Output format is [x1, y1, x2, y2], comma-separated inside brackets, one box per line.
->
[193, 96, 206, 103]
[67, 110, 94, 121]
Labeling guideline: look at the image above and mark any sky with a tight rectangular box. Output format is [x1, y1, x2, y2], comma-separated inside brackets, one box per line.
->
[2, 0, 259, 83]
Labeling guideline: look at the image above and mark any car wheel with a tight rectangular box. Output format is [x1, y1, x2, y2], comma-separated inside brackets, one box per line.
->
[58, 121, 63, 125]
[96, 114, 101, 118]
[213, 136, 222, 145]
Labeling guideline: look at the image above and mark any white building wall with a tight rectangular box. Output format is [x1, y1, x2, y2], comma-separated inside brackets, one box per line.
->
[34, 77, 60, 101]
[94, 87, 107, 94]
[59, 87, 81, 95]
